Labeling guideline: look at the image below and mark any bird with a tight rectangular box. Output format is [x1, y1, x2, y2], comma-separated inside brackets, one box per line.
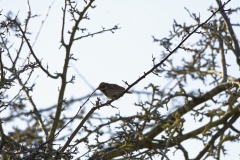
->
[98, 82, 132, 99]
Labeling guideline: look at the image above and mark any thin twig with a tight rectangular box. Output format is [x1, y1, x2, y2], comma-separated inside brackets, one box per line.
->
[194, 112, 240, 160]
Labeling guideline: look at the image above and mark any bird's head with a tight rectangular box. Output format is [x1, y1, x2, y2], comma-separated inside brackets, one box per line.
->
[98, 82, 107, 91]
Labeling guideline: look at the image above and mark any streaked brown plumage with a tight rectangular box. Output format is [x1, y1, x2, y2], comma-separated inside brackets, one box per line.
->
[98, 82, 131, 99]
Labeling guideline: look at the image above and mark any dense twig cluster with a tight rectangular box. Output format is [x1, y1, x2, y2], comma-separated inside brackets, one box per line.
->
[0, 0, 240, 159]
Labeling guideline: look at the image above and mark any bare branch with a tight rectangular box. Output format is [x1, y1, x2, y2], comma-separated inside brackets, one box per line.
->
[216, 0, 240, 66]
[194, 112, 240, 160]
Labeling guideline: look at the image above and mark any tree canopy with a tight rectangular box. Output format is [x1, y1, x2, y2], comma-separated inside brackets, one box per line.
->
[0, 0, 240, 159]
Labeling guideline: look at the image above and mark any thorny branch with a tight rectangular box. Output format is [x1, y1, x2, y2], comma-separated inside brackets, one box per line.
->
[1, 0, 239, 159]
[39, 0, 234, 157]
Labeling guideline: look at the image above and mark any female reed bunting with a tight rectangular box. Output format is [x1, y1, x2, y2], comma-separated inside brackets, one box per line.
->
[98, 82, 132, 99]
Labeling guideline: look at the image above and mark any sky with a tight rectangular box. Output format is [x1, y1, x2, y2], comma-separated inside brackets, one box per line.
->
[1, 0, 240, 159]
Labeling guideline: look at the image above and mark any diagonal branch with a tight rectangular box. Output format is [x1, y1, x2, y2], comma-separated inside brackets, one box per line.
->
[194, 112, 240, 160]
[73, 25, 120, 41]
[48, 0, 96, 141]
[14, 20, 61, 79]
[92, 104, 240, 160]
[22, 0, 56, 66]
[144, 80, 238, 140]
[216, 0, 240, 66]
